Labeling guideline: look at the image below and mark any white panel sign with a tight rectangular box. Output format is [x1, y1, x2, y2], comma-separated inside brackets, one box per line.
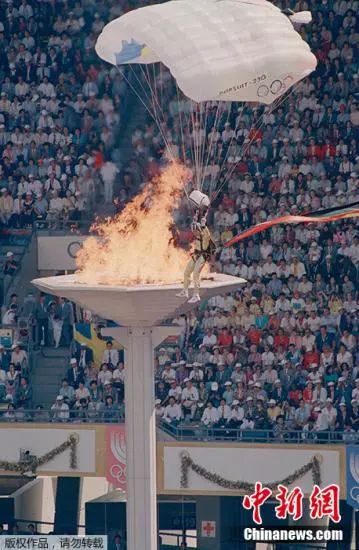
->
[0, 427, 96, 474]
[37, 236, 95, 271]
[163, 445, 341, 495]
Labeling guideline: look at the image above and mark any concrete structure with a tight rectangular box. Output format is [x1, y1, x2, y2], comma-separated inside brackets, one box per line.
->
[32, 272, 245, 550]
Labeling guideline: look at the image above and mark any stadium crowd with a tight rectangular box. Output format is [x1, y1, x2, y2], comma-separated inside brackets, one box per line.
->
[145, 0, 358, 440]
[0, 0, 130, 417]
[0, 0, 358, 437]
[0, 0, 128, 235]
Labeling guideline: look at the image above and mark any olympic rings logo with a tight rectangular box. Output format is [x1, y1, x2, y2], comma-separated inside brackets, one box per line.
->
[257, 75, 294, 98]
[67, 240, 83, 258]
[110, 462, 127, 482]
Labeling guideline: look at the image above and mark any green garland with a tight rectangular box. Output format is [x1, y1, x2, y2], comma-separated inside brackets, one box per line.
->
[180, 451, 322, 492]
[0, 433, 79, 475]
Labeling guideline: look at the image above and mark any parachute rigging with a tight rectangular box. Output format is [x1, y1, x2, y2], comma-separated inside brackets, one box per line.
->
[96, 0, 317, 202]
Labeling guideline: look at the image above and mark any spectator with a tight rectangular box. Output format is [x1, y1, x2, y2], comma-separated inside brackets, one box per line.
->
[16, 376, 32, 409]
[59, 379, 75, 405]
[163, 396, 182, 424]
[201, 401, 219, 427]
[102, 340, 119, 368]
[76, 342, 94, 368]
[67, 358, 84, 388]
[34, 294, 49, 346]
[10, 343, 27, 372]
[51, 395, 70, 422]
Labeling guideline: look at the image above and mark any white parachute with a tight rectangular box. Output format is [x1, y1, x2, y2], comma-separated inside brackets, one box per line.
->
[96, 0, 316, 105]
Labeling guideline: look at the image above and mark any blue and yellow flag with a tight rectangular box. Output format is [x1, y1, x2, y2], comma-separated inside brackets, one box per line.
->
[74, 323, 123, 367]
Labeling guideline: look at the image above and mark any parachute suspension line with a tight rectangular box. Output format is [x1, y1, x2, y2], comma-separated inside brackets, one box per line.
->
[140, 63, 179, 167]
[126, 61, 175, 162]
[195, 101, 203, 190]
[132, 63, 190, 202]
[200, 100, 222, 194]
[124, 65, 156, 118]
[198, 101, 209, 193]
[182, 93, 199, 187]
[159, 63, 164, 112]
[194, 101, 201, 190]
[195, 100, 207, 191]
[126, 60, 191, 203]
[190, 100, 200, 190]
[197, 101, 204, 190]
[175, 83, 197, 199]
[143, 64, 168, 138]
[196, 101, 203, 189]
[174, 82, 188, 166]
[212, 82, 301, 203]
[208, 101, 228, 197]
[214, 101, 245, 188]
[212, 99, 279, 202]
[126, 63, 178, 164]
[121, 65, 180, 184]
[214, 102, 269, 196]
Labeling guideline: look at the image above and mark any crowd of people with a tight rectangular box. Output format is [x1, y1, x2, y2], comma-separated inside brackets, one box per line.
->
[50, 340, 125, 423]
[0, 0, 131, 415]
[0, 0, 129, 232]
[145, 0, 358, 439]
[0, 0, 358, 440]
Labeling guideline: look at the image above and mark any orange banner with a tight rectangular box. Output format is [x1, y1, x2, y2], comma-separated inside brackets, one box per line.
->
[224, 210, 359, 247]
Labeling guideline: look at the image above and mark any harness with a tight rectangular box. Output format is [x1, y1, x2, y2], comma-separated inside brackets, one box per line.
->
[192, 226, 216, 261]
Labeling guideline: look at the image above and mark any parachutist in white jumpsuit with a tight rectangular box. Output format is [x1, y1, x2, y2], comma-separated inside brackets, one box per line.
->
[177, 211, 216, 303]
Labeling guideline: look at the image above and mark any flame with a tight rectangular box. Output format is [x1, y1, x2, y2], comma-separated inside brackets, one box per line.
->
[76, 162, 191, 285]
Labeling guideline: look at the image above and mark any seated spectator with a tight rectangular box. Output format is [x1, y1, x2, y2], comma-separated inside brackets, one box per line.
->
[161, 361, 176, 383]
[51, 395, 70, 423]
[103, 395, 118, 422]
[181, 379, 199, 420]
[163, 396, 182, 424]
[2, 304, 17, 325]
[155, 399, 164, 420]
[59, 379, 75, 405]
[98, 363, 113, 387]
[33, 405, 50, 423]
[217, 398, 231, 427]
[112, 362, 125, 385]
[75, 381, 90, 404]
[5, 362, 16, 383]
[10, 343, 27, 372]
[16, 377, 32, 409]
[201, 401, 219, 427]
[89, 380, 103, 408]
[227, 400, 244, 429]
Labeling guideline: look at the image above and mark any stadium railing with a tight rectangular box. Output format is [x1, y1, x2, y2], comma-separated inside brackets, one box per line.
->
[0, 407, 125, 424]
[158, 420, 359, 444]
[34, 218, 94, 235]
[1, 410, 356, 443]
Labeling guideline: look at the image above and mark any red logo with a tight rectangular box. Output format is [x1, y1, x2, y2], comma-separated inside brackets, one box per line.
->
[309, 484, 341, 523]
[243, 484, 341, 525]
[275, 485, 304, 521]
[243, 482, 272, 525]
[106, 425, 126, 490]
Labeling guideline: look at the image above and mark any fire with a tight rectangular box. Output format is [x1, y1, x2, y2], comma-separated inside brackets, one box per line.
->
[76, 162, 191, 285]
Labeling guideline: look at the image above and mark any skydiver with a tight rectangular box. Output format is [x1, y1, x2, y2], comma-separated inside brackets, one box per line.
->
[176, 205, 216, 303]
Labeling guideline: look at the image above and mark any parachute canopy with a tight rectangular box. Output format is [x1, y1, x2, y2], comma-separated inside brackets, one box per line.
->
[95, 0, 317, 105]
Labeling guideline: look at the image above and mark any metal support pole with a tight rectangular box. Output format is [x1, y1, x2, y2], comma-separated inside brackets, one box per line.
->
[102, 325, 182, 550]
